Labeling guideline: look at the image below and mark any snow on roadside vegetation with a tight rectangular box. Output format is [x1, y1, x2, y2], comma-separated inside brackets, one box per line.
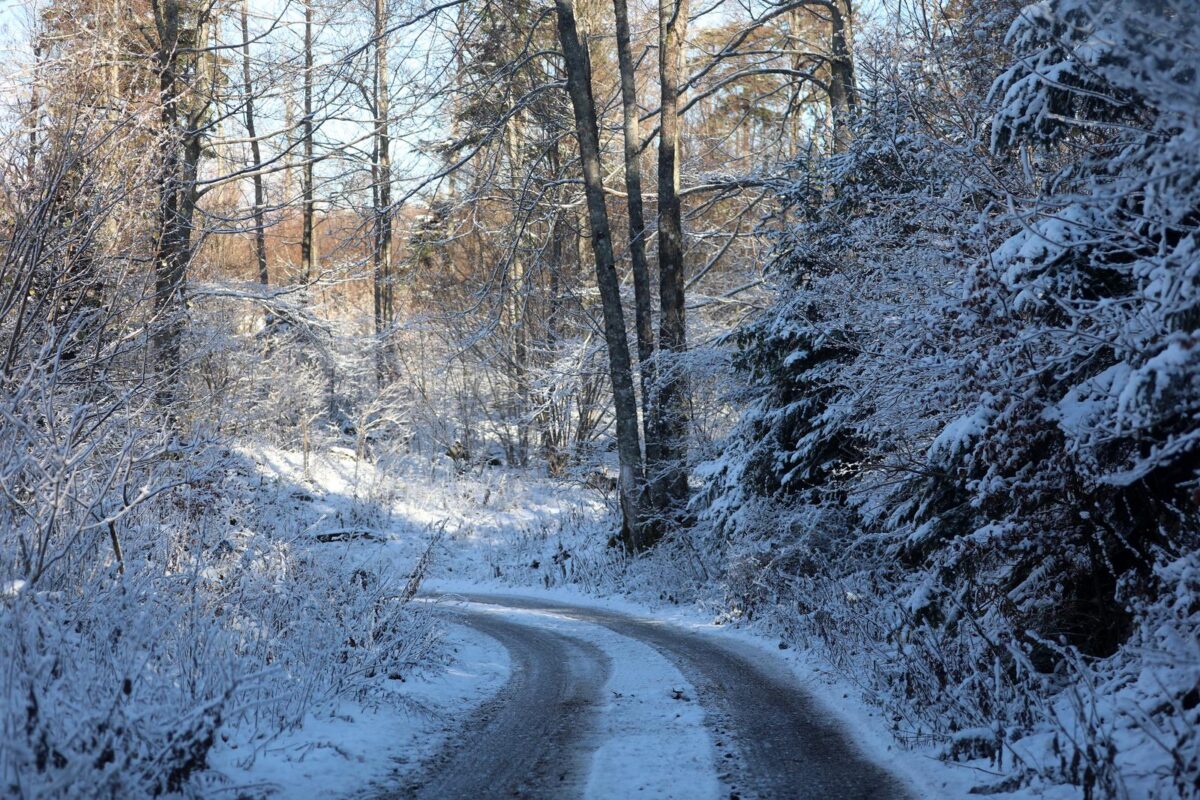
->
[417, 463, 1198, 800]
[210, 621, 509, 799]
[1, 438, 442, 799]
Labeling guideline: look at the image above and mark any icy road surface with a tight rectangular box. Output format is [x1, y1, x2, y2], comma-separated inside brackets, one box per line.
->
[390, 593, 911, 800]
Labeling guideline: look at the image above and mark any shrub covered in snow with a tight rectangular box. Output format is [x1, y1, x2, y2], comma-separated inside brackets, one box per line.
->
[0, 114, 436, 797]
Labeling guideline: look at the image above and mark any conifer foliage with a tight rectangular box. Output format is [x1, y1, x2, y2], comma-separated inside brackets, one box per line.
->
[701, 0, 1200, 794]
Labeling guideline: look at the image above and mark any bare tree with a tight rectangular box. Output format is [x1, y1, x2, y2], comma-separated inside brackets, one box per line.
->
[655, 0, 690, 514]
[826, 0, 857, 150]
[553, 0, 647, 547]
[302, 0, 317, 282]
[373, 0, 395, 382]
[151, 0, 214, 407]
[612, 0, 662, 498]
[241, 0, 269, 285]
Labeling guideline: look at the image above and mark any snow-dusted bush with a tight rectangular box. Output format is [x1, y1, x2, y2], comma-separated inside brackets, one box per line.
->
[1, 454, 436, 798]
[0, 116, 436, 798]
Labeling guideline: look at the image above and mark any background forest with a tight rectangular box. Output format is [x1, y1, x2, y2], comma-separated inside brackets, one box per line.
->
[0, 0, 1197, 796]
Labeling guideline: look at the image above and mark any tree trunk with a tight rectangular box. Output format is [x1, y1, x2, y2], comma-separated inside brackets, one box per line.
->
[827, 0, 857, 152]
[505, 115, 530, 466]
[536, 138, 567, 466]
[301, 0, 316, 282]
[373, 0, 393, 383]
[612, 0, 662, 490]
[553, 0, 646, 548]
[240, 0, 268, 285]
[27, 40, 40, 174]
[152, 0, 204, 409]
[655, 0, 690, 516]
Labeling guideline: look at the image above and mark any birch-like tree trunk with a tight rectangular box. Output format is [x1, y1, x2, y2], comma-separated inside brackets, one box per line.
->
[301, 0, 316, 282]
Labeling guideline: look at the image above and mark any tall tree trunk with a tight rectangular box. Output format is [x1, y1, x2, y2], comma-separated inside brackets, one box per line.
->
[283, 94, 296, 207]
[373, 0, 393, 383]
[301, 0, 316, 282]
[28, 40, 40, 174]
[655, 0, 690, 516]
[109, 0, 121, 119]
[546, 139, 565, 351]
[505, 118, 530, 467]
[553, 0, 646, 548]
[535, 138, 567, 466]
[827, 0, 857, 152]
[240, 0, 268, 285]
[152, 0, 204, 408]
[612, 0, 662, 491]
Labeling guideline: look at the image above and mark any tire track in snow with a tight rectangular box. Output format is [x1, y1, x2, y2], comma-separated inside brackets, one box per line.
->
[443, 593, 912, 800]
[390, 606, 611, 800]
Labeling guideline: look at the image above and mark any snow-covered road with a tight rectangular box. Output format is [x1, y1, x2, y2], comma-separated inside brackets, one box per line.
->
[395, 607, 611, 799]
[393, 594, 911, 800]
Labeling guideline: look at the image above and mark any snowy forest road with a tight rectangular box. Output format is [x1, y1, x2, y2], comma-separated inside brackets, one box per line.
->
[392, 606, 612, 799]
[395, 593, 911, 800]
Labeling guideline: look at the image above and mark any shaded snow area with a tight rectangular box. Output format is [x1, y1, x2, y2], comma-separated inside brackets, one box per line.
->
[210, 624, 508, 799]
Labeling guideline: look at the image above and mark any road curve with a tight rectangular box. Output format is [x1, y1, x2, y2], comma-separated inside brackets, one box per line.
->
[390, 606, 612, 800]
[435, 593, 911, 800]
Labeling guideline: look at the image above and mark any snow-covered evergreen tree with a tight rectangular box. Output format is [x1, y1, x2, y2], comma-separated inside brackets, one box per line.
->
[699, 0, 1200, 793]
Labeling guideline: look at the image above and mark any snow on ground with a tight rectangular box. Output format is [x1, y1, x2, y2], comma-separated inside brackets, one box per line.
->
[210, 623, 508, 798]
[428, 580, 972, 800]
[240, 444, 605, 573]
[228, 444, 1062, 799]
[203, 445, 603, 797]
[418, 583, 1089, 800]
[450, 602, 723, 800]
